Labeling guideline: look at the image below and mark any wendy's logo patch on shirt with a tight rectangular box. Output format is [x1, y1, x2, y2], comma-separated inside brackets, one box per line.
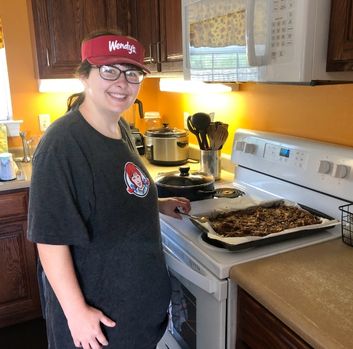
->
[124, 162, 150, 197]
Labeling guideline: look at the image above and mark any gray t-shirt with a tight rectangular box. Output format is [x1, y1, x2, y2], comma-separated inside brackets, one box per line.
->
[28, 110, 171, 349]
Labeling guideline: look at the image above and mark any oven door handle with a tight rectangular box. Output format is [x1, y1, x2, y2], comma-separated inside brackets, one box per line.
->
[164, 248, 216, 294]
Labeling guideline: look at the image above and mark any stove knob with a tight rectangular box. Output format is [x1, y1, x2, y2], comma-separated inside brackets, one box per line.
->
[318, 160, 332, 174]
[243, 143, 257, 154]
[235, 141, 245, 151]
[332, 164, 350, 178]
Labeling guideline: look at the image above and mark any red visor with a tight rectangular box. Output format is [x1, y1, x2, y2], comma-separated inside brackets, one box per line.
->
[81, 35, 150, 73]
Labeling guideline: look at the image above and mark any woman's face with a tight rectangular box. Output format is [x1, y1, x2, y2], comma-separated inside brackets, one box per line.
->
[81, 64, 141, 116]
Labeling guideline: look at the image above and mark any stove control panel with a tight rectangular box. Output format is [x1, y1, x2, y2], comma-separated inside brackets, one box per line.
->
[263, 143, 308, 169]
[232, 129, 353, 203]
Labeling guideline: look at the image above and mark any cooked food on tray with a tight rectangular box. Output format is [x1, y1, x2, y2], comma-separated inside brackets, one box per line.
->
[208, 203, 322, 237]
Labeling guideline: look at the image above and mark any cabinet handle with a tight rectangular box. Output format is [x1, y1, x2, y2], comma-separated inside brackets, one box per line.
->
[46, 49, 50, 67]
[156, 41, 161, 63]
[167, 53, 183, 62]
[144, 44, 154, 64]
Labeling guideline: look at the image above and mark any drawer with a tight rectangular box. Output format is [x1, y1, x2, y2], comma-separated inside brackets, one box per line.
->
[0, 190, 28, 220]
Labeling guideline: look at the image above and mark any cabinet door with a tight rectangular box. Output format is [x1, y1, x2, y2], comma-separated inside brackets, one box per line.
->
[0, 189, 41, 328]
[327, 0, 353, 71]
[159, 0, 183, 72]
[130, 0, 182, 72]
[236, 288, 312, 349]
[130, 0, 160, 72]
[31, 0, 130, 78]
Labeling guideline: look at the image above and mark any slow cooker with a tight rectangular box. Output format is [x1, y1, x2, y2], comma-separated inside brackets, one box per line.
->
[144, 124, 189, 165]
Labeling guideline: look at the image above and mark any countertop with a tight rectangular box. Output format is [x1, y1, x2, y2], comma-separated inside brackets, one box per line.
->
[0, 156, 234, 192]
[230, 238, 353, 349]
[0, 161, 32, 191]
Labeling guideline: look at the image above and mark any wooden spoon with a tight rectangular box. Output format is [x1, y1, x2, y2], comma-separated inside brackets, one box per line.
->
[213, 124, 229, 150]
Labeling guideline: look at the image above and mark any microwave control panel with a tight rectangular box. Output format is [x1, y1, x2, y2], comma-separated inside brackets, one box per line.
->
[270, 0, 296, 63]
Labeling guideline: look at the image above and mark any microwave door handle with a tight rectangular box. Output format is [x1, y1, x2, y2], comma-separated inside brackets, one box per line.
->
[164, 248, 217, 294]
[246, 0, 268, 66]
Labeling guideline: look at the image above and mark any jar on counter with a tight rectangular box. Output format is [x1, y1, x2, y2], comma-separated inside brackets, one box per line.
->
[144, 111, 162, 131]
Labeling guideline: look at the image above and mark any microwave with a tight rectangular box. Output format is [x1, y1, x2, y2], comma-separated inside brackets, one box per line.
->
[182, 0, 353, 84]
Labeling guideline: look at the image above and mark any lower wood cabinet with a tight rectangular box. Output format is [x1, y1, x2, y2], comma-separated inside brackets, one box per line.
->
[0, 189, 41, 328]
[236, 287, 312, 349]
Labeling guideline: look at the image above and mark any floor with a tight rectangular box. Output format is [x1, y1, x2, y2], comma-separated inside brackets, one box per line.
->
[0, 318, 47, 349]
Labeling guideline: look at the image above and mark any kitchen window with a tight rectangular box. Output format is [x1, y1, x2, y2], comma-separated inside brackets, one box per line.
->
[189, 45, 259, 81]
[0, 18, 13, 121]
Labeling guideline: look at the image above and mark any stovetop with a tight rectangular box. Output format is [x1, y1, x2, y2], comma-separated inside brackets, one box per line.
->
[160, 129, 353, 280]
[214, 187, 245, 198]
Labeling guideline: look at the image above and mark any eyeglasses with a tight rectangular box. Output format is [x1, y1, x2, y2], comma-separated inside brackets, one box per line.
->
[93, 65, 146, 84]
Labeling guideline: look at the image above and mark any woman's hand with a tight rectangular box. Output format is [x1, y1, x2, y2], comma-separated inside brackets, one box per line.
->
[158, 197, 191, 219]
[67, 304, 116, 349]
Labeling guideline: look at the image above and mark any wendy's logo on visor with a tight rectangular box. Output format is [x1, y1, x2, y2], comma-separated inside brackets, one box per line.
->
[108, 40, 137, 55]
[124, 162, 150, 197]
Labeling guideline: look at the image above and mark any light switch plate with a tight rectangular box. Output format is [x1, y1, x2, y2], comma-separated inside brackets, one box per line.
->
[39, 114, 51, 132]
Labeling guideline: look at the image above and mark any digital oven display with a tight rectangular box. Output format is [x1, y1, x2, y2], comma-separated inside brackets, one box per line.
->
[279, 147, 290, 158]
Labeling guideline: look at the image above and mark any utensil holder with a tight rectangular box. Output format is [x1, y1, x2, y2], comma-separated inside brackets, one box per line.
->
[200, 150, 221, 180]
[339, 203, 353, 246]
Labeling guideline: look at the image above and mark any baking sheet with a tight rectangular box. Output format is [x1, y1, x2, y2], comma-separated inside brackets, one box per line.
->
[188, 197, 340, 251]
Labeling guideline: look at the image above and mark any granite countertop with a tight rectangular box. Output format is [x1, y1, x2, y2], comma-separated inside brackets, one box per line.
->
[230, 238, 353, 349]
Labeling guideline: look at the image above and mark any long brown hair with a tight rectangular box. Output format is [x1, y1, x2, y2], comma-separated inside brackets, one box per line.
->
[66, 29, 123, 112]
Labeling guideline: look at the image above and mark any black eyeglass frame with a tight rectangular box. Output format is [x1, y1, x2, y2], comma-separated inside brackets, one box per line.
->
[92, 64, 146, 84]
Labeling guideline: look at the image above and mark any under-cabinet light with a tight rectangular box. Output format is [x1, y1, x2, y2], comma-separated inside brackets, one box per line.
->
[159, 78, 236, 93]
[38, 79, 84, 93]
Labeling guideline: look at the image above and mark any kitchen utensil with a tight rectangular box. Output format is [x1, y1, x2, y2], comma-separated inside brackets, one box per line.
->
[213, 123, 229, 150]
[134, 98, 144, 119]
[155, 166, 215, 201]
[131, 131, 145, 155]
[191, 112, 211, 149]
[191, 200, 339, 251]
[19, 131, 32, 162]
[178, 211, 209, 223]
[206, 122, 217, 150]
[186, 116, 203, 149]
[0, 152, 18, 181]
[200, 149, 221, 180]
[144, 124, 189, 165]
[124, 99, 146, 153]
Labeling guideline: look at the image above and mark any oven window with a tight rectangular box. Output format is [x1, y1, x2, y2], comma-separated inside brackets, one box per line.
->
[170, 275, 196, 349]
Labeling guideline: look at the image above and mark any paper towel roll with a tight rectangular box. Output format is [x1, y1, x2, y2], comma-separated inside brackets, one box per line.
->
[0, 124, 8, 153]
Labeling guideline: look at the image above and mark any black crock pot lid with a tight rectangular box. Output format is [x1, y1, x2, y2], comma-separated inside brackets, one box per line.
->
[145, 124, 187, 138]
[155, 166, 214, 188]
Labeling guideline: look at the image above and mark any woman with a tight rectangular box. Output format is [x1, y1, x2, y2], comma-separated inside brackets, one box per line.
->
[27, 32, 191, 349]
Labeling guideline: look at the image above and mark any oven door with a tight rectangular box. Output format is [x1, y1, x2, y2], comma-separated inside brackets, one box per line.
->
[159, 241, 228, 349]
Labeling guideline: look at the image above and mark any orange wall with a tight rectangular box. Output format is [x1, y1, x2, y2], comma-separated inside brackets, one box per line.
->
[158, 83, 353, 154]
[2, 0, 353, 155]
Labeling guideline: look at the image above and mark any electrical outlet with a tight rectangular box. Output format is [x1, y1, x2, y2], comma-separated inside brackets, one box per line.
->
[183, 112, 190, 129]
[39, 114, 51, 132]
